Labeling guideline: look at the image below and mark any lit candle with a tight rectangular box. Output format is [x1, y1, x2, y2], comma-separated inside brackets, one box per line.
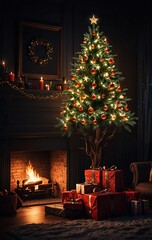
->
[45, 84, 50, 90]
[2, 61, 6, 80]
[39, 77, 44, 90]
[2, 61, 5, 68]
[63, 79, 67, 84]
[9, 72, 15, 81]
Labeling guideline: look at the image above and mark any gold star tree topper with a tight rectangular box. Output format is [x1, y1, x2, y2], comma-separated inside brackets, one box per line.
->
[90, 15, 98, 24]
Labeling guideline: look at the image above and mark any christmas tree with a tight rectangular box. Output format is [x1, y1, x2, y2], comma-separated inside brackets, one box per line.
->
[56, 15, 137, 168]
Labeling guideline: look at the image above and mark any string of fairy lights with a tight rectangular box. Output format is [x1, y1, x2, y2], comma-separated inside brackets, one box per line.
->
[0, 81, 64, 100]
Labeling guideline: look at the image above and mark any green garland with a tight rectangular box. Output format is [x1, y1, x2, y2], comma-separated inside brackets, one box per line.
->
[0, 81, 63, 100]
[28, 38, 53, 65]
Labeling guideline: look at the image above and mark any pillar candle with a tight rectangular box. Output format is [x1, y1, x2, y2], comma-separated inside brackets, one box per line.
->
[9, 72, 15, 81]
[39, 77, 44, 90]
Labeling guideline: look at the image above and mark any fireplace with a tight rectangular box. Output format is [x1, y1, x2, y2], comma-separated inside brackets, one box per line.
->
[0, 86, 85, 196]
[10, 150, 67, 199]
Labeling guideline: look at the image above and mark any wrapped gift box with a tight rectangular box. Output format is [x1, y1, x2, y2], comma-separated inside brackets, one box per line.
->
[102, 169, 124, 191]
[61, 190, 78, 204]
[131, 200, 142, 215]
[45, 203, 84, 218]
[124, 190, 140, 201]
[83, 192, 111, 221]
[142, 199, 150, 215]
[63, 199, 84, 210]
[124, 190, 140, 214]
[84, 169, 102, 187]
[0, 192, 22, 215]
[76, 183, 100, 194]
[109, 191, 127, 217]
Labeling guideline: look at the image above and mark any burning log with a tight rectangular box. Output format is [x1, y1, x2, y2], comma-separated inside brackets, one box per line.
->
[22, 180, 42, 189]
[38, 183, 53, 190]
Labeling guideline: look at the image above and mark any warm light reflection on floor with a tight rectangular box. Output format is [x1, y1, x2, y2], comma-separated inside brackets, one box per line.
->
[25, 206, 45, 223]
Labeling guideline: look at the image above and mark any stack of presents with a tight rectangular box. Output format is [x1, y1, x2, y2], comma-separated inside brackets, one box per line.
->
[45, 166, 150, 220]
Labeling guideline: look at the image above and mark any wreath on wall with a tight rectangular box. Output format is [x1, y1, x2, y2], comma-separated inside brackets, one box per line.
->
[28, 38, 53, 66]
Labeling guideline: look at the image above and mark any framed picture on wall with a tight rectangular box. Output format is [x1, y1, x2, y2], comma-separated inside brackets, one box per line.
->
[18, 21, 62, 80]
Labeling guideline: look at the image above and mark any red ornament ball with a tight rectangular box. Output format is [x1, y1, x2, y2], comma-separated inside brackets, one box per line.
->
[72, 117, 77, 122]
[90, 69, 96, 75]
[81, 84, 85, 89]
[84, 55, 89, 61]
[93, 119, 97, 125]
[124, 105, 129, 111]
[117, 86, 122, 92]
[92, 59, 96, 63]
[73, 102, 77, 107]
[105, 48, 110, 54]
[110, 70, 115, 76]
[117, 106, 123, 111]
[75, 82, 80, 88]
[64, 125, 68, 131]
[88, 107, 94, 114]
[108, 58, 115, 64]
[71, 75, 75, 80]
[101, 93, 106, 99]
[80, 59, 84, 64]
[99, 58, 104, 63]
[108, 83, 115, 90]
[122, 115, 127, 120]
[78, 106, 83, 111]
[103, 39, 107, 44]
[101, 114, 106, 120]
[81, 119, 86, 125]
[82, 94, 87, 99]
[92, 82, 97, 88]
[103, 105, 108, 111]
[91, 94, 97, 100]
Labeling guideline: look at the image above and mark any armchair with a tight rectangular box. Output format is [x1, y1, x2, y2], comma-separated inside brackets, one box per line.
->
[130, 162, 152, 203]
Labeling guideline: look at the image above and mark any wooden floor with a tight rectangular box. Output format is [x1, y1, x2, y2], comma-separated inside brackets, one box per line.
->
[0, 198, 70, 240]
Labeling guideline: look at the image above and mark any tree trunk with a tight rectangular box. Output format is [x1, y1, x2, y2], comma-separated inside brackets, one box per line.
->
[84, 126, 116, 168]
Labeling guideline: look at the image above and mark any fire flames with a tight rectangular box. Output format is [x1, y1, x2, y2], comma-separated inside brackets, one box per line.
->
[26, 160, 41, 183]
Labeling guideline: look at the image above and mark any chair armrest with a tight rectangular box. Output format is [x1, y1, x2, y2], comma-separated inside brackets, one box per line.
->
[130, 162, 152, 189]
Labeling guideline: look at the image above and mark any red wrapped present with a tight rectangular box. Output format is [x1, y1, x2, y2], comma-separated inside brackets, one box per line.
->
[102, 169, 124, 191]
[124, 190, 140, 201]
[61, 190, 78, 204]
[83, 192, 111, 221]
[76, 183, 100, 194]
[84, 169, 102, 187]
[63, 199, 84, 210]
[109, 191, 127, 217]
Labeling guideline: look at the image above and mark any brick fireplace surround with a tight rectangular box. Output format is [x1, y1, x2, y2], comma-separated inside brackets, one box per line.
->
[10, 149, 67, 197]
[0, 86, 83, 198]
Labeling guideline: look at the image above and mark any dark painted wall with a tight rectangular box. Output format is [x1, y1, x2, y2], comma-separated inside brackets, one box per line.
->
[0, 0, 152, 189]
